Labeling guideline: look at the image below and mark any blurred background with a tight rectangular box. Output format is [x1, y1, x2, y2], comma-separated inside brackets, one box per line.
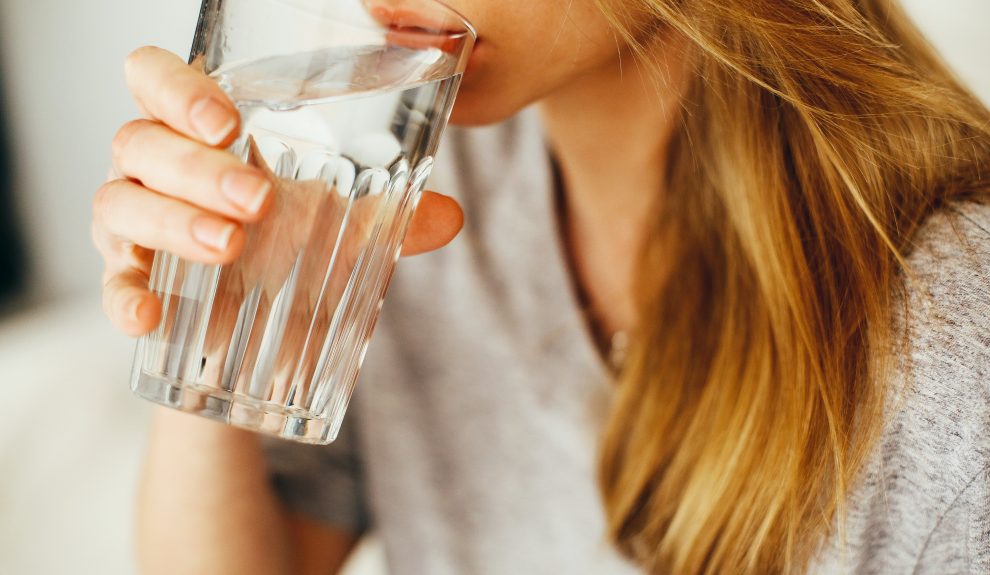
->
[0, 1, 987, 573]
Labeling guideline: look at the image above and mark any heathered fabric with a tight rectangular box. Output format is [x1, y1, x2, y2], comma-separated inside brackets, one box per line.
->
[263, 109, 990, 574]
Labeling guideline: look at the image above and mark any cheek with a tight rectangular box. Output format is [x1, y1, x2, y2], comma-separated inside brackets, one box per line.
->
[448, 1, 623, 125]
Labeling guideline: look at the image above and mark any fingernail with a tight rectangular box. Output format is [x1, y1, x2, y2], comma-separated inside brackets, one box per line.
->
[190, 97, 236, 146]
[221, 169, 271, 214]
[191, 217, 237, 251]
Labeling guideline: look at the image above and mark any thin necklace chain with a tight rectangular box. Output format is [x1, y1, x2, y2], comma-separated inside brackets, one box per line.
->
[607, 330, 630, 375]
[550, 154, 630, 376]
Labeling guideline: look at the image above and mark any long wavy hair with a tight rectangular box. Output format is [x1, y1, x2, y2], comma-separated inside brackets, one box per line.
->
[593, 1, 990, 572]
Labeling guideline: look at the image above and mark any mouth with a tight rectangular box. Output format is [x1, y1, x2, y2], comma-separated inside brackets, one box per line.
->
[367, 5, 481, 75]
[368, 4, 475, 37]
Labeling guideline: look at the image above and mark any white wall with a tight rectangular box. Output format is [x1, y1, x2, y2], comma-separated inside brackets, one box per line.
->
[901, 0, 990, 98]
[0, 0, 201, 302]
[1, 0, 988, 301]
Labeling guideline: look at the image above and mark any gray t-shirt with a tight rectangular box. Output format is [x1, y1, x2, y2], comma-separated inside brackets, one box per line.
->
[264, 109, 990, 574]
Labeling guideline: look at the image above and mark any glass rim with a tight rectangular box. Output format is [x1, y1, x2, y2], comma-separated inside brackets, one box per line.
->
[269, 0, 477, 43]
[191, 0, 477, 68]
[406, 0, 477, 42]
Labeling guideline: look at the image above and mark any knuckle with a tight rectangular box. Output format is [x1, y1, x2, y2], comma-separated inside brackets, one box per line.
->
[124, 46, 158, 79]
[120, 241, 153, 272]
[101, 268, 116, 291]
[91, 219, 108, 254]
[176, 146, 206, 175]
[101, 289, 114, 321]
[102, 272, 121, 298]
[92, 181, 118, 225]
[111, 119, 149, 169]
[102, 275, 123, 319]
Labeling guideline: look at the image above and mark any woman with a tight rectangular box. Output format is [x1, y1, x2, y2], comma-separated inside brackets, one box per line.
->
[93, 0, 990, 573]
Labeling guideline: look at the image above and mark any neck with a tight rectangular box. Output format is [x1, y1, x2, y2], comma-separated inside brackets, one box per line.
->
[539, 42, 687, 224]
[539, 40, 688, 336]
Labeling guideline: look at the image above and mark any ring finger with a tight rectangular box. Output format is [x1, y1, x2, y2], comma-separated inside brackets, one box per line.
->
[94, 178, 246, 265]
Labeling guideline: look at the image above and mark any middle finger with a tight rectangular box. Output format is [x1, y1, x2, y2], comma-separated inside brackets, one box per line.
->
[112, 119, 271, 221]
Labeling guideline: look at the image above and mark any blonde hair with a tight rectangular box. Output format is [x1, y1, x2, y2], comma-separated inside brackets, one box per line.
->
[594, 1, 990, 572]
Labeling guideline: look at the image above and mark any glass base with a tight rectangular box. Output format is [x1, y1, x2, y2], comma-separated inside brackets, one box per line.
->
[133, 372, 337, 444]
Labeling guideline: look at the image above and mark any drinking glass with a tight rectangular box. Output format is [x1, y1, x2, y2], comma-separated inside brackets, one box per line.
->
[130, 0, 475, 444]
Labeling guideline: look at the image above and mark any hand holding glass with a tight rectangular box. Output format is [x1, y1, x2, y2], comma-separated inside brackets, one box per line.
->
[130, 0, 475, 443]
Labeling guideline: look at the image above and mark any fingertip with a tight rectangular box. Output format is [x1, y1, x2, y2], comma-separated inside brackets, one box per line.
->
[113, 292, 152, 337]
[124, 45, 163, 80]
[434, 192, 465, 236]
[128, 293, 162, 337]
[401, 191, 464, 256]
[203, 223, 247, 266]
[420, 190, 465, 240]
[221, 224, 247, 263]
[189, 95, 240, 147]
[232, 178, 274, 224]
[123, 45, 241, 147]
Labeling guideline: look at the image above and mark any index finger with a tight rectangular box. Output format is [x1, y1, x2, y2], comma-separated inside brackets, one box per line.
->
[124, 46, 239, 147]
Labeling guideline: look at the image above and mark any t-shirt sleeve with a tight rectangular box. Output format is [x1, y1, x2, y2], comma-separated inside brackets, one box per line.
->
[965, 465, 990, 574]
[261, 412, 371, 534]
[903, 202, 990, 574]
[912, 464, 990, 574]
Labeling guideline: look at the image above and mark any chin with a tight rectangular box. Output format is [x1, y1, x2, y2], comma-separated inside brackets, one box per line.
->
[448, 85, 530, 126]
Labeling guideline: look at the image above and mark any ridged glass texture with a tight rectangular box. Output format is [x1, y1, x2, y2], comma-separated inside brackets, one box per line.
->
[129, 0, 472, 443]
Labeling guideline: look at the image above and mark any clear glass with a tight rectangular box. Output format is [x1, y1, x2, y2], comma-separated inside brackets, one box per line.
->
[130, 0, 475, 444]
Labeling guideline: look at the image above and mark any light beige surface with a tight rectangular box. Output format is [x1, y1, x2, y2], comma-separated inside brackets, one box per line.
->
[0, 297, 149, 574]
[0, 296, 387, 574]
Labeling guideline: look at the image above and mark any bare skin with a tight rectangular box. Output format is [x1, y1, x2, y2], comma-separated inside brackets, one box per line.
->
[540, 43, 687, 337]
[93, 1, 684, 572]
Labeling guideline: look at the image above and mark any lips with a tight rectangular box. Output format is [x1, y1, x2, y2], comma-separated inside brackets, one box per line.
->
[367, 4, 474, 37]
[364, 2, 479, 72]
[383, 27, 467, 55]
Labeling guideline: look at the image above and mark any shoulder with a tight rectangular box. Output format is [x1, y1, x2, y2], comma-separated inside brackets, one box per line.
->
[890, 199, 990, 480]
[897, 200, 990, 409]
[812, 201, 990, 573]
[903, 199, 990, 322]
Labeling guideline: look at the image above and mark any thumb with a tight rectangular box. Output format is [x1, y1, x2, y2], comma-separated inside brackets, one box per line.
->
[401, 191, 464, 256]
